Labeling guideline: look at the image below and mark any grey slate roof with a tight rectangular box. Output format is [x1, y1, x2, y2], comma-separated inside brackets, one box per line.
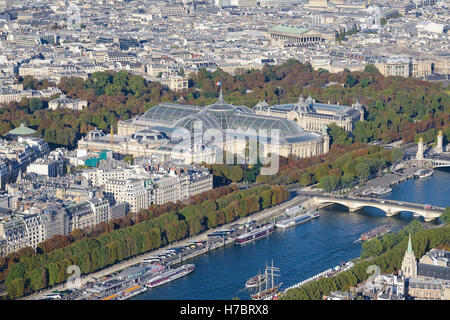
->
[417, 263, 450, 281]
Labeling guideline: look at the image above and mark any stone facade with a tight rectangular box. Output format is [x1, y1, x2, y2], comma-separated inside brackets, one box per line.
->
[80, 94, 331, 162]
[253, 96, 363, 132]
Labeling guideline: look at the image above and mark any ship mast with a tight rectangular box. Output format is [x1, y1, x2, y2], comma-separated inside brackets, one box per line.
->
[271, 260, 274, 290]
[265, 262, 268, 292]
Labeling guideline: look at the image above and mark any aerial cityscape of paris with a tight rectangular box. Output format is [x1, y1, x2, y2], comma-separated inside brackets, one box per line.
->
[0, 0, 448, 314]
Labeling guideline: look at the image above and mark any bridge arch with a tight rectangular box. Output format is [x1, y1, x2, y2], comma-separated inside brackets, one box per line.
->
[315, 200, 383, 213]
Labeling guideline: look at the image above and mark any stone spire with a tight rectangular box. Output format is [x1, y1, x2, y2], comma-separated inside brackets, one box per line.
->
[401, 233, 417, 278]
[407, 233, 413, 254]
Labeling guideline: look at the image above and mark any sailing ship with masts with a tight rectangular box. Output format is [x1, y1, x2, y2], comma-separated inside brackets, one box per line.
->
[250, 260, 282, 300]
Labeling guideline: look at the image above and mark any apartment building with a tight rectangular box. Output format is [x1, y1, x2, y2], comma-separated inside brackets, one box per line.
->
[0, 217, 28, 256]
[159, 76, 188, 91]
[65, 198, 110, 231]
[20, 213, 45, 250]
[40, 203, 69, 240]
[83, 165, 213, 207]
[103, 179, 152, 213]
[27, 158, 62, 177]
[0, 197, 127, 256]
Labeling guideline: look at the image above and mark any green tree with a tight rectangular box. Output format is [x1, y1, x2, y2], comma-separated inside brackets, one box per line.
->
[361, 238, 384, 258]
[355, 162, 370, 182]
[29, 98, 44, 113]
[364, 64, 379, 74]
[8, 278, 25, 299]
[441, 207, 450, 225]
[320, 175, 340, 192]
[123, 155, 134, 165]
[345, 74, 358, 87]
[328, 123, 352, 146]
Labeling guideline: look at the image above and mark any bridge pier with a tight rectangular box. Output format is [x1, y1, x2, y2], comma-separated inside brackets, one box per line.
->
[348, 206, 362, 212]
[385, 210, 401, 217]
[424, 216, 438, 223]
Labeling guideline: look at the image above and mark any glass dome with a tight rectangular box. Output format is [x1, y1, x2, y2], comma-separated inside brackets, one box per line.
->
[174, 114, 221, 134]
[87, 128, 105, 140]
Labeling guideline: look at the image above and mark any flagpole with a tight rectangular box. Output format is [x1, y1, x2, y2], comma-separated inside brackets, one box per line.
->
[216, 81, 223, 102]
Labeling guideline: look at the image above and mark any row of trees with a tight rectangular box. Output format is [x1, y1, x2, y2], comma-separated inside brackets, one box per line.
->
[5, 185, 289, 298]
[282, 221, 450, 300]
[205, 163, 262, 186]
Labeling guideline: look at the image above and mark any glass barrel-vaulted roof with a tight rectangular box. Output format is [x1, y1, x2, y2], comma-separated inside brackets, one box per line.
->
[228, 114, 304, 137]
[141, 103, 201, 124]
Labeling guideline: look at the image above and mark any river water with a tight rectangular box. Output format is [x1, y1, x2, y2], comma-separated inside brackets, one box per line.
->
[132, 168, 450, 300]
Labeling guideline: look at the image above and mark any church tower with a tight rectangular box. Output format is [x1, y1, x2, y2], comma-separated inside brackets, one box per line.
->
[401, 234, 417, 278]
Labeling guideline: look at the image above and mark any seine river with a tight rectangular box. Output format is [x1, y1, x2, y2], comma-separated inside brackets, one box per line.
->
[132, 168, 450, 300]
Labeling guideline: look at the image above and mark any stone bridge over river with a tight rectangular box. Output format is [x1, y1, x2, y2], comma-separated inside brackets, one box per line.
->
[312, 195, 445, 222]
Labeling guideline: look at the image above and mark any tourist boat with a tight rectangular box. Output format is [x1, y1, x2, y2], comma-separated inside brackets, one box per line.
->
[414, 169, 433, 179]
[356, 225, 392, 242]
[250, 261, 282, 300]
[275, 211, 320, 229]
[245, 272, 267, 288]
[117, 285, 147, 300]
[146, 264, 195, 289]
[234, 223, 275, 245]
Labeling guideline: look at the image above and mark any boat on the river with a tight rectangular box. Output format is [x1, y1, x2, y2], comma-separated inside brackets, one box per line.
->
[355, 225, 392, 242]
[250, 261, 282, 300]
[117, 285, 147, 300]
[245, 271, 267, 288]
[234, 223, 275, 245]
[275, 210, 320, 229]
[146, 264, 195, 289]
[415, 169, 433, 179]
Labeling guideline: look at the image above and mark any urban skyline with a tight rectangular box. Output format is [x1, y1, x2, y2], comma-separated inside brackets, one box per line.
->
[0, 0, 448, 308]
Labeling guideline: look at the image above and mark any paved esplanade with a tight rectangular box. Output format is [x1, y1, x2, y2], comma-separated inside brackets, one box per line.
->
[312, 195, 445, 222]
